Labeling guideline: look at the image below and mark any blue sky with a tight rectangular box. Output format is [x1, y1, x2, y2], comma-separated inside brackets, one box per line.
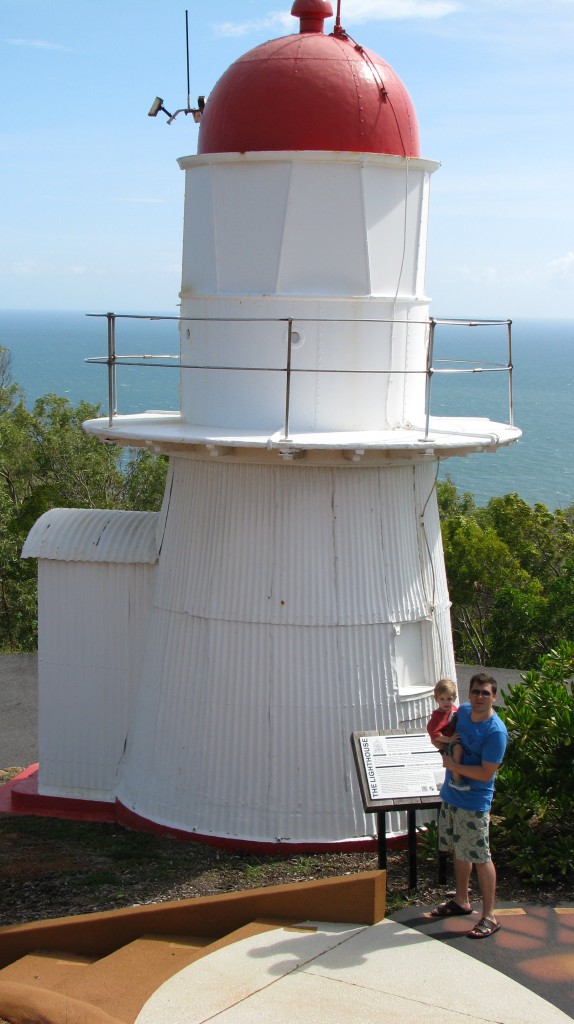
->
[1, 0, 573, 318]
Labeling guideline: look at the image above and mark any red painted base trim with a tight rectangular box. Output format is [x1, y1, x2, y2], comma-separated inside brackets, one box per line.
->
[1, 766, 408, 853]
[0, 763, 39, 815]
[3, 766, 116, 823]
[115, 802, 388, 854]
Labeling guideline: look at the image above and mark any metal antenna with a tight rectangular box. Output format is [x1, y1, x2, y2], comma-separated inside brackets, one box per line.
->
[334, 0, 346, 38]
[147, 8, 205, 124]
[185, 9, 191, 111]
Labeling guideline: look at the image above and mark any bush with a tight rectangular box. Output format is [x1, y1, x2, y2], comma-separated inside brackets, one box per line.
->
[494, 642, 574, 882]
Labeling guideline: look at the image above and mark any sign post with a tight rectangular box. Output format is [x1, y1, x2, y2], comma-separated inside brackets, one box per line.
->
[351, 730, 448, 890]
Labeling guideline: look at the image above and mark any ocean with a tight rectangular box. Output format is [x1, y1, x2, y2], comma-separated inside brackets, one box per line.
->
[1, 309, 573, 511]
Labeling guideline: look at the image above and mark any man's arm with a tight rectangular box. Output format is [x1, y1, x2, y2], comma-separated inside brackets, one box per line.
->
[441, 755, 500, 782]
[432, 731, 460, 748]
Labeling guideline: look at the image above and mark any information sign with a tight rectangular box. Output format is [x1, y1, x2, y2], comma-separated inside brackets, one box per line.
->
[351, 730, 445, 812]
[350, 730, 447, 889]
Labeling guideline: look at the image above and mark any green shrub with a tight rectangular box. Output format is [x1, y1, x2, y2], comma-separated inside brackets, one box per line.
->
[416, 819, 439, 862]
[494, 641, 574, 882]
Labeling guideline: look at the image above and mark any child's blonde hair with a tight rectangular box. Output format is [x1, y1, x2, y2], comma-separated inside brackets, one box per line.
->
[434, 678, 457, 700]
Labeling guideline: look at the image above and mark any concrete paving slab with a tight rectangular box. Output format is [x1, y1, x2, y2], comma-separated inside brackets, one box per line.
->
[0, 654, 38, 765]
[195, 967, 501, 1024]
[135, 923, 366, 1024]
[136, 920, 572, 1024]
[391, 902, 574, 1018]
[302, 920, 572, 1023]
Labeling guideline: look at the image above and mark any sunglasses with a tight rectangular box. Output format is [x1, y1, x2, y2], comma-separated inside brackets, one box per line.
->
[470, 689, 494, 697]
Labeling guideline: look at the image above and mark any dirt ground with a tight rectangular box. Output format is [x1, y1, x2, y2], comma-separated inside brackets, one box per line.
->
[1, 802, 572, 928]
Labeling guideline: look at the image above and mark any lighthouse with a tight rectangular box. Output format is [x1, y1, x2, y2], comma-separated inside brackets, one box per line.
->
[22, 0, 520, 848]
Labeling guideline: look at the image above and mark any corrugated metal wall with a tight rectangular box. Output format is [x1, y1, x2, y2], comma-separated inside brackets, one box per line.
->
[153, 460, 434, 627]
[23, 508, 160, 563]
[117, 456, 451, 843]
[29, 510, 159, 801]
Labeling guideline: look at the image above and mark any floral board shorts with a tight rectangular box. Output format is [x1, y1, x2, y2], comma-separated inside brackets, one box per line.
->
[438, 804, 491, 863]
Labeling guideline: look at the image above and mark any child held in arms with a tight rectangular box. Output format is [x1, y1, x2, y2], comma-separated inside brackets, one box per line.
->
[427, 678, 469, 790]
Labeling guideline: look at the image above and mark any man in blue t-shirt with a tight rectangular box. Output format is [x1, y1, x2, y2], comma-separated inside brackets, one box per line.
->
[429, 673, 508, 939]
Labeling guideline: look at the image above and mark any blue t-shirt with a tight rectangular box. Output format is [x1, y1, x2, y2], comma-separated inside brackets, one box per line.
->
[440, 702, 508, 812]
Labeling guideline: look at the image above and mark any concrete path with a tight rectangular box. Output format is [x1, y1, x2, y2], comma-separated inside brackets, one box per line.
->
[0, 654, 38, 766]
[393, 902, 574, 1019]
[135, 917, 573, 1024]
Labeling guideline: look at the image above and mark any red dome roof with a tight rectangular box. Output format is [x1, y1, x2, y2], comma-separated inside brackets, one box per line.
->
[198, 1, 419, 157]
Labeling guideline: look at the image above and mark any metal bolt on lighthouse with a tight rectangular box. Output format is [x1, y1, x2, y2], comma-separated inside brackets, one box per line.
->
[23, 0, 520, 847]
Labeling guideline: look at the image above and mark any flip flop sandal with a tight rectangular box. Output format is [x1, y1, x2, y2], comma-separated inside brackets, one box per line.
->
[430, 899, 473, 917]
[467, 917, 501, 939]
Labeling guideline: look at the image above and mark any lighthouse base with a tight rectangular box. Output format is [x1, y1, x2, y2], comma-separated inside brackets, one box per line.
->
[23, 455, 454, 846]
[113, 454, 453, 845]
[6, 767, 421, 854]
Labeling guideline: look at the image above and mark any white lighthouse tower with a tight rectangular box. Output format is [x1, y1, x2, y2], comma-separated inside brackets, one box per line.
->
[22, 0, 520, 848]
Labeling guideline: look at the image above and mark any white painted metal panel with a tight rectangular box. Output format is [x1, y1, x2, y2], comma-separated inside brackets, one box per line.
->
[182, 316, 287, 371]
[378, 466, 432, 621]
[177, 151, 436, 435]
[386, 316, 428, 426]
[181, 163, 217, 295]
[182, 366, 285, 431]
[331, 468, 391, 624]
[212, 160, 293, 293]
[118, 610, 274, 835]
[178, 151, 439, 301]
[278, 161, 370, 295]
[37, 560, 156, 800]
[117, 454, 445, 843]
[290, 316, 393, 372]
[414, 462, 448, 608]
[177, 302, 431, 432]
[402, 311, 431, 425]
[22, 508, 160, 564]
[154, 459, 446, 629]
[364, 162, 430, 297]
[118, 608, 435, 842]
[309, 368, 389, 433]
[155, 459, 341, 625]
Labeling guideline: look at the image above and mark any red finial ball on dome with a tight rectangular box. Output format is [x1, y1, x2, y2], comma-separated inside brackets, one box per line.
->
[291, 0, 333, 33]
[198, 3, 419, 157]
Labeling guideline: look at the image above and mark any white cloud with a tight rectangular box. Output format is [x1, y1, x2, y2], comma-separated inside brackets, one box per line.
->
[441, 254, 574, 310]
[213, 0, 460, 36]
[213, 12, 291, 38]
[6, 38, 69, 51]
[341, 0, 462, 20]
[111, 198, 168, 205]
[14, 260, 39, 276]
[456, 265, 500, 286]
[15, 260, 87, 277]
[474, 0, 573, 8]
[547, 252, 574, 282]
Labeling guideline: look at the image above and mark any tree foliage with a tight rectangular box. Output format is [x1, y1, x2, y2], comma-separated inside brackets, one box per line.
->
[0, 347, 167, 651]
[438, 478, 574, 668]
[493, 642, 574, 882]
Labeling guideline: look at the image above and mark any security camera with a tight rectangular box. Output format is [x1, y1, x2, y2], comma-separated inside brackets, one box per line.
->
[192, 95, 205, 123]
[148, 97, 164, 117]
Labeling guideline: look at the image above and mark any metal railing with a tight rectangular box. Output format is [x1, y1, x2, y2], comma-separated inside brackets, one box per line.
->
[86, 313, 513, 440]
[424, 317, 514, 440]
